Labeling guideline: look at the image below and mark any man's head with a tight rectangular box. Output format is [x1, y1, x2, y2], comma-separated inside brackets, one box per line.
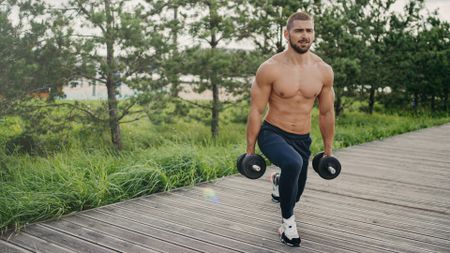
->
[284, 11, 315, 54]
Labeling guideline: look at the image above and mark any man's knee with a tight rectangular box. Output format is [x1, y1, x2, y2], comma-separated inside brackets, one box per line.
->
[281, 157, 303, 174]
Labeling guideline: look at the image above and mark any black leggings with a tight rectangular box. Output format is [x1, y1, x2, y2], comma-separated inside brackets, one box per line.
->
[257, 121, 312, 219]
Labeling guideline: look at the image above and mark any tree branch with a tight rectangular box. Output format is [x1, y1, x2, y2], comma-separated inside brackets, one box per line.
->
[77, 73, 107, 84]
[24, 102, 106, 122]
[119, 114, 147, 124]
[117, 99, 139, 121]
[77, 1, 107, 35]
[176, 97, 211, 109]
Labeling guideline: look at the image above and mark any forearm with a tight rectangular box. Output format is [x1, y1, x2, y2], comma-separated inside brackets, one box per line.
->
[246, 109, 262, 154]
[319, 110, 335, 155]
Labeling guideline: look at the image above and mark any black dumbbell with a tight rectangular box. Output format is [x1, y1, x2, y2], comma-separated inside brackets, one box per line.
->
[312, 152, 341, 180]
[236, 154, 266, 179]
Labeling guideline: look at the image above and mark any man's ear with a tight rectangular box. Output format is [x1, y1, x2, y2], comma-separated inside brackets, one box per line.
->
[283, 28, 289, 40]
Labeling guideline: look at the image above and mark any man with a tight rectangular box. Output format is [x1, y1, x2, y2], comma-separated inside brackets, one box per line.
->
[245, 11, 335, 247]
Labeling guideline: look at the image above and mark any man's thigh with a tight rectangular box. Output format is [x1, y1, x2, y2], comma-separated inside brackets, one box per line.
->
[258, 130, 303, 168]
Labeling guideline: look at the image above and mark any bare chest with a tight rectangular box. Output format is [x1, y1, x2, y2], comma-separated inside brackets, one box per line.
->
[272, 68, 323, 99]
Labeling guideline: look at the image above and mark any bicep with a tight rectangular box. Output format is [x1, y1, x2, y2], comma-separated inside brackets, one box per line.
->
[250, 69, 272, 114]
[318, 86, 334, 113]
[318, 66, 335, 114]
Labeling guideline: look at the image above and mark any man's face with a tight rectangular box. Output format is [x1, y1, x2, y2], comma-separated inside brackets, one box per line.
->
[285, 20, 315, 54]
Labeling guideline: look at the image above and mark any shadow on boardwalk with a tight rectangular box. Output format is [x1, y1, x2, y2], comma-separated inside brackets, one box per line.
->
[2, 123, 450, 252]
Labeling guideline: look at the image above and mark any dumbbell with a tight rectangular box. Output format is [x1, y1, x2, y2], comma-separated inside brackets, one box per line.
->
[236, 154, 266, 179]
[312, 152, 341, 180]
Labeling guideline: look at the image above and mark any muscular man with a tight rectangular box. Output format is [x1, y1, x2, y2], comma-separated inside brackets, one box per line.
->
[246, 11, 335, 247]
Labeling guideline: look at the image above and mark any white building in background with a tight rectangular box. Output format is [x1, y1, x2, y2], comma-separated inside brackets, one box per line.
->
[63, 82, 135, 100]
[63, 76, 241, 101]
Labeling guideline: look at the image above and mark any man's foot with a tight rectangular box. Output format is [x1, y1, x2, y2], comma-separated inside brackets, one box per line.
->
[271, 172, 280, 203]
[278, 215, 301, 247]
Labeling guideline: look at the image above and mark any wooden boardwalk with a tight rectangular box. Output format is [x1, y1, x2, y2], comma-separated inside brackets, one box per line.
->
[2, 123, 450, 253]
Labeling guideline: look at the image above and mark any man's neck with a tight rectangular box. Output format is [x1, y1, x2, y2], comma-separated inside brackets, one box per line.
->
[285, 48, 312, 65]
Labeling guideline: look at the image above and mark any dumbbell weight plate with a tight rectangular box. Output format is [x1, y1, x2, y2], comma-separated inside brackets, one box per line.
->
[318, 156, 341, 180]
[312, 151, 324, 173]
[241, 154, 266, 179]
[236, 154, 246, 174]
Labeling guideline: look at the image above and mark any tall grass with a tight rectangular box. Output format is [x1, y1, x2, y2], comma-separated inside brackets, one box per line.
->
[0, 107, 449, 233]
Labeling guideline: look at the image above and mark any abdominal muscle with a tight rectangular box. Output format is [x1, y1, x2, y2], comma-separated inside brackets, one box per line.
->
[264, 96, 315, 134]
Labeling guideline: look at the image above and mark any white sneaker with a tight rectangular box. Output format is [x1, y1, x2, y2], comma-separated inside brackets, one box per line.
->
[271, 172, 280, 203]
[278, 215, 301, 247]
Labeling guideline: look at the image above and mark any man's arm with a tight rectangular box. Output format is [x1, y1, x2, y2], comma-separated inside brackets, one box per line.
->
[246, 64, 272, 154]
[318, 65, 335, 156]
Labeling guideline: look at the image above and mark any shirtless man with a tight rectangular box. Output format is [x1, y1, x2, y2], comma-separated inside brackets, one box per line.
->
[246, 11, 335, 247]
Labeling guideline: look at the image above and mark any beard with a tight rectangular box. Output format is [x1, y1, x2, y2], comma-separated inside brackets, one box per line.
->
[289, 35, 311, 54]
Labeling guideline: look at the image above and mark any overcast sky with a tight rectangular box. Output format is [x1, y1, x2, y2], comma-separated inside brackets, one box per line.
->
[395, 0, 450, 21]
[30, 0, 450, 22]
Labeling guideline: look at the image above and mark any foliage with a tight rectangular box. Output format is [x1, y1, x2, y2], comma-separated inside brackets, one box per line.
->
[1, 104, 448, 232]
[2, 0, 448, 154]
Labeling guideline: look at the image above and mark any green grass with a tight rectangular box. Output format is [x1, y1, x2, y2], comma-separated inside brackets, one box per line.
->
[0, 105, 449, 233]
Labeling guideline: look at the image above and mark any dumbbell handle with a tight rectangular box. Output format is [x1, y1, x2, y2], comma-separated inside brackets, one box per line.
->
[252, 165, 261, 172]
[328, 166, 336, 175]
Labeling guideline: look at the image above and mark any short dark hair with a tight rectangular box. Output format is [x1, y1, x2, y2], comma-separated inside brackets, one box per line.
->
[286, 11, 313, 30]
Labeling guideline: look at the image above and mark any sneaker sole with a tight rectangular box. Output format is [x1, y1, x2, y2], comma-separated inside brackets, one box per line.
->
[280, 237, 300, 247]
[271, 194, 280, 203]
[278, 228, 300, 247]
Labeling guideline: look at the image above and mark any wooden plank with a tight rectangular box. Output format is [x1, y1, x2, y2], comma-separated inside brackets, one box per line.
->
[336, 152, 450, 172]
[224, 176, 450, 225]
[41, 220, 156, 253]
[141, 195, 391, 253]
[135, 196, 412, 253]
[348, 145, 449, 159]
[4, 232, 76, 253]
[214, 180, 450, 239]
[195, 183, 450, 250]
[63, 214, 201, 253]
[306, 183, 449, 213]
[149, 191, 427, 252]
[113, 198, 342, 253]
[166, 186, 448, 252]
[64, 212, 195, 252]
[336, 152, 450, 171]
[329, 164, 450, 190]
[0, 240, 32, 253]
[224, 174, 450, 214]
[337, 153, 450, 171]
[21, 224, 116, 253]
[307, 174, 450, 206]
[92, 205, 278, 253]
[78, 209, 241, 253]
[339, 148, 450, 166]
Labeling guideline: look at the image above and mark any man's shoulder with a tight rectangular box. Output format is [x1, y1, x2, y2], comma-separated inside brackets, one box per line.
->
[311, 53, 332, 70]
[255, 55, 283, 84]
[257, 55, 282, 74]
[310, 54, 334, 85]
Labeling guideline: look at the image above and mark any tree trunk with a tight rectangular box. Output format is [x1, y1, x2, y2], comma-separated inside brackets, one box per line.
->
[105, 0, 122, 150]
[106, 80, 122, 150]
[368, 85, 375, 114]
[211, 76, 220, 138]
[209, 3, 219, 139]
[170, 6, 180, 97]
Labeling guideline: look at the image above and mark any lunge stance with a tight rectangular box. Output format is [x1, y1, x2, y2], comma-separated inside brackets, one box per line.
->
[245, 11, 335, 247]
